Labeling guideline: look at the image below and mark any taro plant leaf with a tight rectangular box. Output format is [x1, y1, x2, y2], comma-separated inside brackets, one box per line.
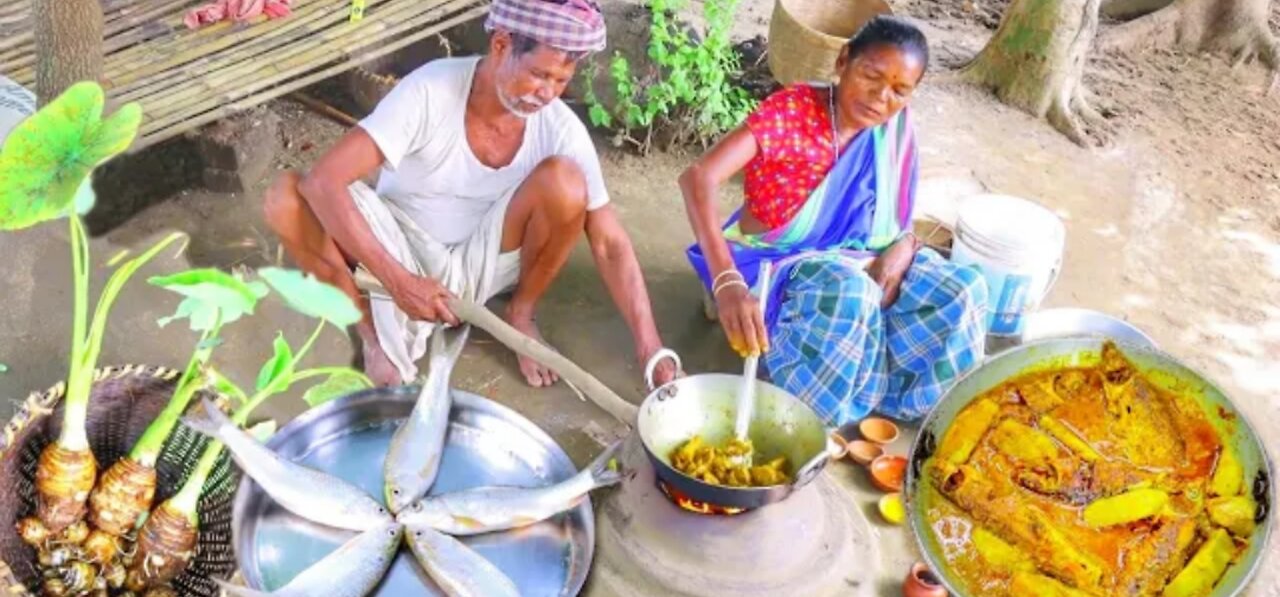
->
[205, 366, 247, 406]
[150, 268, 269, 331]
[256, 333, 295, 392]
[302, 368, 373, 408]
[0, 82, 142, 230]
[258, 267, 361, 328]
[196, 337, 224, 351]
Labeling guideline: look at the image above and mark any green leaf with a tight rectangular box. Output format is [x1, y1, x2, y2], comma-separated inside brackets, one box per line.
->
[257, 267, 361, 328]
[302, 368, 373, 408]
[0, 82, 142, 230]
[588, 104, 613, 128]
[256, 333, 295, 392]
[0, 363, 8, 373]
[205, 366, 247, 405]
[196, 336, 224, 351]
[150, 268, 268, 331]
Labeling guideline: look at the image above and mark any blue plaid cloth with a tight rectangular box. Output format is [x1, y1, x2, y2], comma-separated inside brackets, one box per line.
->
[764, 249, 988, 425]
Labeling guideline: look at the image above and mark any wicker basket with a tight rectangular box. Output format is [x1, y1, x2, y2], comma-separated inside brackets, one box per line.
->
[767, 0, 893, 85]
[0, 365, 239, 597]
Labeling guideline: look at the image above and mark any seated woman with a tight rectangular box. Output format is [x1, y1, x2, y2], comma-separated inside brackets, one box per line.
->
[680, 16, 989, 425]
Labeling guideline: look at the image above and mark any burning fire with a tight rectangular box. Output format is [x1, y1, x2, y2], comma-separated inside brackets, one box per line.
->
[657, 480, 747, 516]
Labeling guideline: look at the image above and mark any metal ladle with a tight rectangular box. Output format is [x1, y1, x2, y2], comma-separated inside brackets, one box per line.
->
[731, 260, 773, 465]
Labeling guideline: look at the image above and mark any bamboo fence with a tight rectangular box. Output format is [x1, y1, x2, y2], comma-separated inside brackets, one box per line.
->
[0, 0, 487, 149]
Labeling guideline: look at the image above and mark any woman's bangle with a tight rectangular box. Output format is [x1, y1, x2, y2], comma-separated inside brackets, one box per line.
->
[712, 269, 743, 289]
[713, 279, 749, 298]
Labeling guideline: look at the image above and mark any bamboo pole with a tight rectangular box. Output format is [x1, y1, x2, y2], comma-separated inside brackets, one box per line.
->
[351, 268, 640, 425]
[2, 0, 340, 79]
[110, 0, 354, 101]
[0, 0, 196, 57]
[138, 0, 451, 123]
[289, 92, 361, 127]
[106, 0, 349, 69]
[136, 4, 487, 145]
[103, 0, 352, 91]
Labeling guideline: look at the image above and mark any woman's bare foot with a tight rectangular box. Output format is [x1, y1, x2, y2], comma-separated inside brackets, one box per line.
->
[504, 305, 560, 388]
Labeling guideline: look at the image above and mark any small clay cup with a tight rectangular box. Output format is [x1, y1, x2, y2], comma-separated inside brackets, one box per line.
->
[903, 562, 948, 597]
[859, 417, 900, 445]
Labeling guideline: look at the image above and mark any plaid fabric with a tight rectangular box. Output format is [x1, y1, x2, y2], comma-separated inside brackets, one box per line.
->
[764, 250, 989, 425]
[485, 0, 607, 53]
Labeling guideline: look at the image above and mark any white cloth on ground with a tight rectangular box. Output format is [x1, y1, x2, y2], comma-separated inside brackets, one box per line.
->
[350, 181, 521, 382]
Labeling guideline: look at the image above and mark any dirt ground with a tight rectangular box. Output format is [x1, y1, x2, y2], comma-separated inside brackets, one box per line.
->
[1, 0, 1278, 594]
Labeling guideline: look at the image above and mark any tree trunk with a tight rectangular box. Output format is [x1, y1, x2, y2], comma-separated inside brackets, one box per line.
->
[33, 0, 104, 105]
[1100, 0, 1278, 92]
[962, 0, 1109, 146]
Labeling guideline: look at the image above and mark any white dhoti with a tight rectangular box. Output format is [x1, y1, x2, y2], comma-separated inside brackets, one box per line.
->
[349, 181, 522, 382]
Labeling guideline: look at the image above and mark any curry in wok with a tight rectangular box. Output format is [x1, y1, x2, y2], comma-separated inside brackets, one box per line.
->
[922, 342, 1259, 596]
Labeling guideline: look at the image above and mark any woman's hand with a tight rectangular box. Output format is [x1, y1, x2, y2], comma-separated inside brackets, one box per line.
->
[866, 234, 921, 309]
[716, 281, 769, 357]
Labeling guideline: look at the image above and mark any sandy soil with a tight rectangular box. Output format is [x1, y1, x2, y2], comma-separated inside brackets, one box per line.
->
[1, 0, 1278, 594]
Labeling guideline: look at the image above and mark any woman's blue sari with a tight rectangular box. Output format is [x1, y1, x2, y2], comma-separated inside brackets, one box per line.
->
[686, 106, 989, 424]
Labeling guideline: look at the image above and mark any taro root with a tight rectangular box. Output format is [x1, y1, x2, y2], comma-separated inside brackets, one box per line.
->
[128, 502, 197, 589]
[89, 457, 157, 536]
[18, 516, 51, 547]
[35, 444, 98, 533]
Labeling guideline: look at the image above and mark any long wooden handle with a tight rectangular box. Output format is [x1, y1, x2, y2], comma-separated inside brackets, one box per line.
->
[352, 268, 639, 424]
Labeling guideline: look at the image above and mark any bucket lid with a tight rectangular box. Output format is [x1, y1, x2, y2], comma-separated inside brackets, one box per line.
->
[956, 194, 1065, 254]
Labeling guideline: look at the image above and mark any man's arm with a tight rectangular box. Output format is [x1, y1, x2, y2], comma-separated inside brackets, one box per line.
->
[298, 127, 457, 324]
[584, 205, 675, 384]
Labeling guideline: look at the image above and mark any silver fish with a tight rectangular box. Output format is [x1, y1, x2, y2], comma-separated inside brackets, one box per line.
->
[406, 525, 520, 597]
[384, 326, 468, 513]
[398, 439, 623, 535]
[183, 398, 392, 531]
[217, 522, 403, 597]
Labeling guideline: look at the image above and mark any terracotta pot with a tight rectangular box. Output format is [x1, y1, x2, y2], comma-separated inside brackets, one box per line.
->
[903, 561, 947, 597]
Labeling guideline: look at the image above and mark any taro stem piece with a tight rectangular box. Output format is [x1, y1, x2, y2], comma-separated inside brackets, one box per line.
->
[127, 416, 274, 590]
[87, 320, 221, 537]
[90, 267, 267, 538]
[34, 225, 184, 533]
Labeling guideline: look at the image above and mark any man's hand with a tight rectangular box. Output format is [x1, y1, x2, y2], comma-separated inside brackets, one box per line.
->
[387, 273, 460, 326]
[866, 234, 920, 309]
[586, 206, 678, 388]
[715, 282, 769, 357]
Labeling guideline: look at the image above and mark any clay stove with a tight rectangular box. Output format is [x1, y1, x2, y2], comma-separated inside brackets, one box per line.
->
[588, 437, 878, 597]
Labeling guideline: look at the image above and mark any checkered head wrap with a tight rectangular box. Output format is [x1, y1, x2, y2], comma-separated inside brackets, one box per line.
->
[484, 0, 607, 54]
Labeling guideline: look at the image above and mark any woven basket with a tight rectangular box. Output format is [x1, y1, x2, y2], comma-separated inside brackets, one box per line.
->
[767, 0, 893, 85]
[0, 365, 239, 596]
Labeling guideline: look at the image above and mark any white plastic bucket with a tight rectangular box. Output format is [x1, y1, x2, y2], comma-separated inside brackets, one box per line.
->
[950, 194, 1065, 337]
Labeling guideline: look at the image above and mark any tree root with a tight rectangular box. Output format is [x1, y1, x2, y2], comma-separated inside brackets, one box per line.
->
[1047, 91, 1116, 147]
[1098, 4, 1182, 53]
[1226, 23, 1280, 94]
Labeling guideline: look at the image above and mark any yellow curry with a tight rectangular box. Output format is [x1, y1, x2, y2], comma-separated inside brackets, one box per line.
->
[924, 342, 1255, 597]
[670, 436, 791, 487]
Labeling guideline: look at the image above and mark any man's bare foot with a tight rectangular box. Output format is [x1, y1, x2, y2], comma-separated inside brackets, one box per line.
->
[357, 325, 402, 386]
[504, 306, 560, 388]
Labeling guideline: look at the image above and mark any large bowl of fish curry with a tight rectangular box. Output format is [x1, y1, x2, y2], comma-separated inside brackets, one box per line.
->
[906, 340, 1273, 597]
